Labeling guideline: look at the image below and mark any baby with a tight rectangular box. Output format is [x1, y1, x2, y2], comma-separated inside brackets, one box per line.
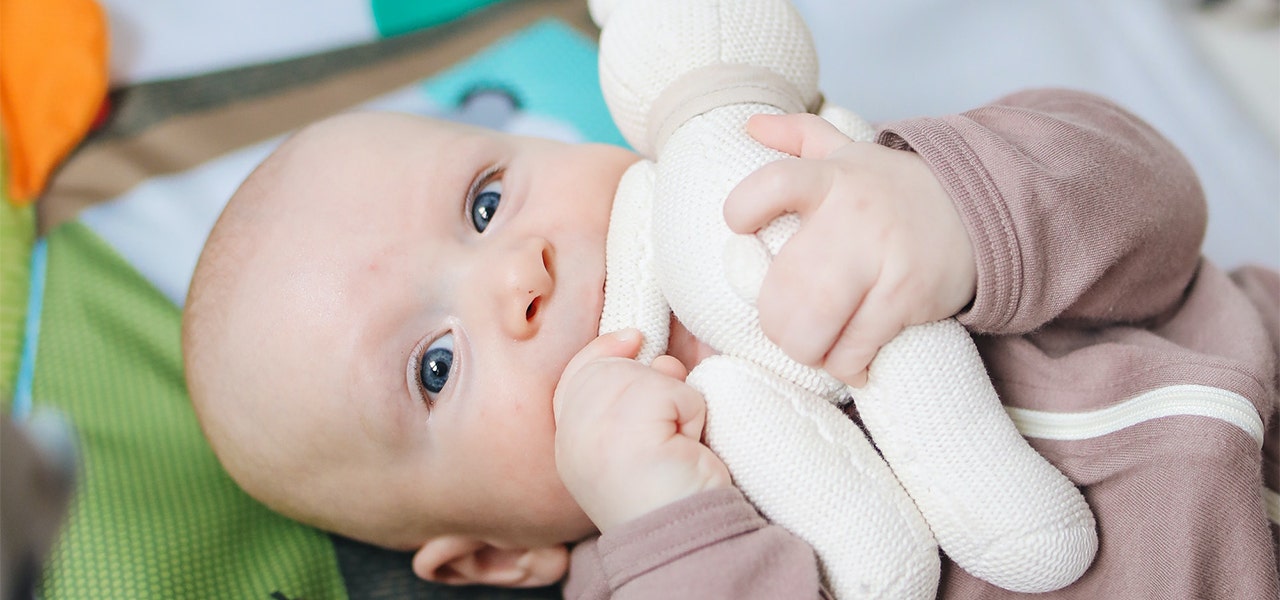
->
[183, 89, 1280, 597]
[184, 113, 641, 585]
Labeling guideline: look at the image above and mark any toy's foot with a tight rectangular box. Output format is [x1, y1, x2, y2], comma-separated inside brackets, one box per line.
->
[689, 355, 940, 600]
[852, 319, 1098, 593]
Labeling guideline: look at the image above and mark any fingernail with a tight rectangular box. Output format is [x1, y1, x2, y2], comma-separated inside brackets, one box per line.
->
[614, 328, 640, 343]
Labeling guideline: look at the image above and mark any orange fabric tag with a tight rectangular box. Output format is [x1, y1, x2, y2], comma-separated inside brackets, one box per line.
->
[0, 0, 109, 206]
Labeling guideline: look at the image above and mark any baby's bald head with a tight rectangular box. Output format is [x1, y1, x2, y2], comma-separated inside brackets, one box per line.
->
[182, 114, 445, 547]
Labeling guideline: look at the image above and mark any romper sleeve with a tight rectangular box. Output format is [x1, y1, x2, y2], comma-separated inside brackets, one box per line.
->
[561, 487, 828, 600]
[876, 88, 1207, 334]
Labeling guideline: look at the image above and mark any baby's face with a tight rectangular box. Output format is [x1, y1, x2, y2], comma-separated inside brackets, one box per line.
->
[218, 112, 638, 549]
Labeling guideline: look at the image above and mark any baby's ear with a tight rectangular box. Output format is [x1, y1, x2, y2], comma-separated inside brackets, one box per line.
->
[412, 535, 569, 588]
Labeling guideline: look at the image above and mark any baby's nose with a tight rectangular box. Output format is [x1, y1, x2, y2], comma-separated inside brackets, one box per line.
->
[495, 237, 553, 340]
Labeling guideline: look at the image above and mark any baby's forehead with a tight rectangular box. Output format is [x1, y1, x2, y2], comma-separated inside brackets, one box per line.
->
[255, 114, 494, 205]
[289, 112, 483, 157]
[231, 111, 518, 284]
[230, 118, 456, 308]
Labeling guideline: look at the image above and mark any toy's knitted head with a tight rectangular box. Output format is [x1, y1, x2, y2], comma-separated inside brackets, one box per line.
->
[591, 0, 822, 156]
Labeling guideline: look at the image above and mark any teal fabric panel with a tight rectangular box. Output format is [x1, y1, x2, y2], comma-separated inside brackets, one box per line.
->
[422, 19, 626, 148]
[372, 0, 505, 37]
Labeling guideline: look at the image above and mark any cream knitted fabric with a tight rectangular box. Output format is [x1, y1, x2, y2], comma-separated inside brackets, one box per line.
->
[601, 143, 940, 599]
[593, 0, 1098, 596]
[852, 321, 1100, 591]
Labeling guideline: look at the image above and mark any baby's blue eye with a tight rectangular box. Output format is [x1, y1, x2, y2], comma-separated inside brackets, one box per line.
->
[471, 179, 502, 233]
[419, 333, 454, 396]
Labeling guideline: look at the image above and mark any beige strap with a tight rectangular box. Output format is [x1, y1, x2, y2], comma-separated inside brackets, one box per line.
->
[647, 63, 816, 154]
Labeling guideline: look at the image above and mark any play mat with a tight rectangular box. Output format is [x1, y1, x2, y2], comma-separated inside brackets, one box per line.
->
[2, 0, 1276, 598]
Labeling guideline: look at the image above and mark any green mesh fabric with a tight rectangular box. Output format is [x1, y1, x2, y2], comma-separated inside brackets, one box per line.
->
[32, 222, 347, 599]
[0, 145, 33, 402]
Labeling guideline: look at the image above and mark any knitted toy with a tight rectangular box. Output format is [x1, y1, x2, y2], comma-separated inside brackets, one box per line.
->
[591, 0, 1098, 597]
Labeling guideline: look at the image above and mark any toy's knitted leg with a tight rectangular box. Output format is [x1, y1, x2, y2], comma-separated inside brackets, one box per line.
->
[851, 320, 1098, 593]
[689, 355, 940, 600]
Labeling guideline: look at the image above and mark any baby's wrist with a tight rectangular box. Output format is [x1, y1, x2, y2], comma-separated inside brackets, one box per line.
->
[595, 481, 733, 533]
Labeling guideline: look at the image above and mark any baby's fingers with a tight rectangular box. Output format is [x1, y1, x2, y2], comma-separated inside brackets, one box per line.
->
[650, 354, 688, 381]
[822, 290, 903, 388]
[654, 366, 709, 442]
[756, 213, 875, 366]
[723, 158, 832, 234]
[552, 329, 641, 423]
[746, 113, 852, 159]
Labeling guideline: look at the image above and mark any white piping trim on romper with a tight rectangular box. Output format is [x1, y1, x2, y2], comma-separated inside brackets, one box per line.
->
[1007, 384, 1274, 524]
[1005, 384, 1264, 448]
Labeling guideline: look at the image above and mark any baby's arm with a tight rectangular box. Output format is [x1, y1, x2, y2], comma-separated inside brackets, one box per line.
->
[562, 488, 826, 600]
[878, 88, 1208, 334]
[554, 331, 824, 598]
[726, 88, 1208, 384]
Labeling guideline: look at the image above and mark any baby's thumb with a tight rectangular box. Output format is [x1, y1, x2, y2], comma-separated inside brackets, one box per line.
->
[552, 329, 642, 422]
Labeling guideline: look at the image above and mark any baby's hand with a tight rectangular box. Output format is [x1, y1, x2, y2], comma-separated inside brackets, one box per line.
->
[553, 330, 732, 533]
[724, 113, 976, 387]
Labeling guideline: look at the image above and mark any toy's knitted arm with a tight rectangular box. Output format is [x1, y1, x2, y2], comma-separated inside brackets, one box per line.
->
[598, 160, 667, 364]
[851, 320, 1098, 591]
[690, 355, 941, 599]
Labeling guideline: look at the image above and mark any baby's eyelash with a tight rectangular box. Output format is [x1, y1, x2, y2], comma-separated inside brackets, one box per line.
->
[465, 166, 503, 215]
[412, 331, 457, 409]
